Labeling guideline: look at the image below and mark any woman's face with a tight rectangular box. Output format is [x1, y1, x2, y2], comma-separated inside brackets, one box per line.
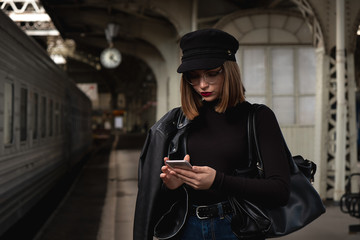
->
[185, 66, 224, 102]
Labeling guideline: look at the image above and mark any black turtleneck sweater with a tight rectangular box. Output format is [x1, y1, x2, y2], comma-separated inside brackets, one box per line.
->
[187, 101, 290, 207]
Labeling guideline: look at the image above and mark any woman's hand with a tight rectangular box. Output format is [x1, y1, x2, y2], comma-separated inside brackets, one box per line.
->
[160, 157, 185, 190]
[169, 155, 216, 190]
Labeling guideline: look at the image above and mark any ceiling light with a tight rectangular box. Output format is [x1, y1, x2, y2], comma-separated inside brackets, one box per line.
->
[50, 54, 66, 64]
[8, 12, 51, 21]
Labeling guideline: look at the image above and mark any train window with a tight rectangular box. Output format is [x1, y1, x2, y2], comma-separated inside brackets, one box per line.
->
[55, 102, 59, 136]
[41, 96, 46, 138]
[4, 82, 14, 145]
[60, 104, 64, 134]
[49, 99, 53, 137]
[20, 87, 28, 141]
[33, 93, 38, 139]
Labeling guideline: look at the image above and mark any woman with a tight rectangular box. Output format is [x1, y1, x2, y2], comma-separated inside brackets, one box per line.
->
[134, 28, 291, 240]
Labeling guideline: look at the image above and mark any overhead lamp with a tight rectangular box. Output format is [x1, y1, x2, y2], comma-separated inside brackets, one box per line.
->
[105, 23, 120, 43]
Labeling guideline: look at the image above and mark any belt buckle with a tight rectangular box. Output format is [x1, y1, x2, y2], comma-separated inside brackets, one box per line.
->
[195, 206, 209, 220]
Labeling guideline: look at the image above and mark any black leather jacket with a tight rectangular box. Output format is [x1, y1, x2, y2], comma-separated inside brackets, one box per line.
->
[133, 107, 190, 240]
[133, 102, 293, 239]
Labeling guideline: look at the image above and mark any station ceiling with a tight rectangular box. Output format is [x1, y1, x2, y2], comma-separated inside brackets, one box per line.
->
[37, 0, 299, 103]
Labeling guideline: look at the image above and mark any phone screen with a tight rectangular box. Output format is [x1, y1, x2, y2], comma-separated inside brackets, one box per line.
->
[165, 160, 193, 170]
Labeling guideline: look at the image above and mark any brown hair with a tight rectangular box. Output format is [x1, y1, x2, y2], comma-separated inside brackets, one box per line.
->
[180, 61, 246, 120]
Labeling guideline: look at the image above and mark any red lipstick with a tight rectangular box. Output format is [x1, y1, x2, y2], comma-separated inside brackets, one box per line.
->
[201, 92, 212, 97]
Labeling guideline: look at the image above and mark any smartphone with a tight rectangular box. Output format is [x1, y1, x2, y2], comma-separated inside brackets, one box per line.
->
[165, 160, 193, 170]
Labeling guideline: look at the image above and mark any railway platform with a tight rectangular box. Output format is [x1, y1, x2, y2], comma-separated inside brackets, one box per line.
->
[3, 132, 360, 240]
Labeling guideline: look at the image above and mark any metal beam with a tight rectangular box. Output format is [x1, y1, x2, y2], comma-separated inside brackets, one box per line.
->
[191, 0, 198, 31]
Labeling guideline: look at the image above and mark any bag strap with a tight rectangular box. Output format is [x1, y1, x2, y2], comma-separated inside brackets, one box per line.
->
[248, 103, 295, 176]
[248, 104, 302, 175]
[247, 105, 255, 168]
[248, 104, 318, 182]
[247, 104, 265, 175]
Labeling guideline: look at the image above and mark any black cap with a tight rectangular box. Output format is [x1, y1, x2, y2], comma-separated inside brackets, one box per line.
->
[177, 28, 239, 73]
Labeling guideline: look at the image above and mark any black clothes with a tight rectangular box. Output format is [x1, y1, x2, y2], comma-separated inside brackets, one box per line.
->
[134, 107, 189, 240]
[187, 101, 290, 207]
[133, 101, 291, 240]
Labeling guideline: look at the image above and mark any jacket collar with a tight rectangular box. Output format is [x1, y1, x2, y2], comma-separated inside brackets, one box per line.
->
[177, 109, 191, 129]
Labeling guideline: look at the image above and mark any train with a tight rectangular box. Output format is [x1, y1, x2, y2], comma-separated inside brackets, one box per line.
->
[0, 11, 92, 236]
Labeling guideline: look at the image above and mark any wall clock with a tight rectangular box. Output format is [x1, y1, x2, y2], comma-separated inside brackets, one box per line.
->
[100, 47, 121, 69]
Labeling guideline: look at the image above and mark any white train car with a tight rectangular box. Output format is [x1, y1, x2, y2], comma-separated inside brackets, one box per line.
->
[0, 11, 92, 236]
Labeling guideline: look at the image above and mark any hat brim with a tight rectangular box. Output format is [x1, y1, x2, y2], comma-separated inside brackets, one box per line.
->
[177, 58, 225, 73]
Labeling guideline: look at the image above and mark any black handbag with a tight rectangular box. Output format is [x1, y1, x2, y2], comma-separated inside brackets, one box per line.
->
[230, 104, 326, 239]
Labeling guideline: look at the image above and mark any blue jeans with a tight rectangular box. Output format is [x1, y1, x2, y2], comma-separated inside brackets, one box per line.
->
[179, 214, 238, 240]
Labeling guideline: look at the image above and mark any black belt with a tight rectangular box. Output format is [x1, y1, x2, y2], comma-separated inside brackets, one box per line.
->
[191, 201, 233, 219]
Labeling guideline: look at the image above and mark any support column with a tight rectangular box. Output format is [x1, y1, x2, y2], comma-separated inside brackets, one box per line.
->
[314, 47, 330, 199]
[334, 0, 347, 201]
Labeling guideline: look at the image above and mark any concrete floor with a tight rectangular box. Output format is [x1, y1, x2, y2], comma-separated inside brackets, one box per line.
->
[97, 148, 139, 240]
[35, 134, 360, 240]
[278, 204, 360, 240]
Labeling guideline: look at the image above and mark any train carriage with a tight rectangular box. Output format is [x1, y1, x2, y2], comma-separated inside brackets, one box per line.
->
[0, 11, 92, 236]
